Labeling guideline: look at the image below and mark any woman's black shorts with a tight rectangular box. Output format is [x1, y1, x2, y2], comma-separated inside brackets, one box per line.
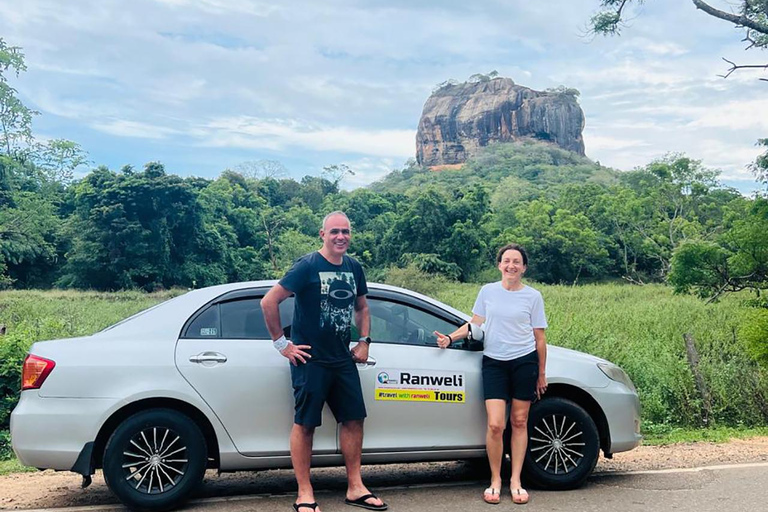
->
[482, 350, 539, 402]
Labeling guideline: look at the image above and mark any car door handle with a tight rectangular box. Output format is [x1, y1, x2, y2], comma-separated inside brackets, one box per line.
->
[189, 352, 227, 364]
[358, 356, 376, 367]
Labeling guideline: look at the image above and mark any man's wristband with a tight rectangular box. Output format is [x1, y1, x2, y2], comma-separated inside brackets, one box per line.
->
[358, 336, 372, 344]
[273, 335, 290, 352]
[447, 334, 452, 343]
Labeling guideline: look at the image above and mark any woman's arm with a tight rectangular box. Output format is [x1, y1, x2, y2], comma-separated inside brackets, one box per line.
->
[534, 327, 547, 398]
[434, 314, 485, 349]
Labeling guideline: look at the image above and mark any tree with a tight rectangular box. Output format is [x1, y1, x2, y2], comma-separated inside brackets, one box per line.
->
[752, 138, 768, 188]
[590, 1, 768, 80]
[495, 200, 611, 284]
[0, 191, 59, 288]
[33, 139, 89, 185]
[233, 159, 288, 180]
[0, 39, 38, 157]
[59, 163, 209, 290]
[321, 163, 355, 188]
[669, 198, 768, 301]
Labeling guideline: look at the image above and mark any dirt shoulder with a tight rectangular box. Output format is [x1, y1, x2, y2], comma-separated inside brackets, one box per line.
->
[2, 437, 768, 510]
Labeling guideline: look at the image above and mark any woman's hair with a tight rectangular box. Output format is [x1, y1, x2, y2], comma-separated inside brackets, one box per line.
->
[496, 243, 528, 266]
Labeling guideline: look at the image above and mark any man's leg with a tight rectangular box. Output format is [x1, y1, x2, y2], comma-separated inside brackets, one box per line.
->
[291, 423, 318, 511]
[340, 419, 384, 507]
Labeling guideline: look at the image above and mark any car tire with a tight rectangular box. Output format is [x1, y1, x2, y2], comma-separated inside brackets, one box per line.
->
[102, 408, 207, 511]
[522, 397, 599, 490]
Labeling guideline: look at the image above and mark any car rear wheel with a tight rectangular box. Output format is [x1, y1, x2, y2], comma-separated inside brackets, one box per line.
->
[102, 408, 207, 511]
[522, 397, 599, 490]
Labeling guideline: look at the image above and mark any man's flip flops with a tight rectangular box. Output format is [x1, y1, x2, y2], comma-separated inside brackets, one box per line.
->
[344, 493, 388, 511]
[293, 503, 319, 512]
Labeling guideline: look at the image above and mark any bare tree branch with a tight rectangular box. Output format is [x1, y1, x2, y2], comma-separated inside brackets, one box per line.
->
[719, 57, 768, 79]
[692, 0, 768, 35]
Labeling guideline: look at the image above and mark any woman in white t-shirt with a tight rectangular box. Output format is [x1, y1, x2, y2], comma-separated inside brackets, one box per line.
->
[434, 244, 548, 505]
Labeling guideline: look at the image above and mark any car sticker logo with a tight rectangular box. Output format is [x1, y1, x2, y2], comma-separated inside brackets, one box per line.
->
[375, 369, 465, 403]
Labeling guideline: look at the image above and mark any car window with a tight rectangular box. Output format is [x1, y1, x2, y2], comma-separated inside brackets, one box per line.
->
[220, 298, 270, 339]
[182, 296, 295, 340]
[367, 298, 460, 347]
[185, 303, 221, 339]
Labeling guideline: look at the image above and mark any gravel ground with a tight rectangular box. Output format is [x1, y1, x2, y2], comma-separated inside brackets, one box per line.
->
[2, 437, 768, 510]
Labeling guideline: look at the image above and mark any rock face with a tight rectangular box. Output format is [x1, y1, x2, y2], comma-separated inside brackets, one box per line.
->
[416, 78, 585, 167]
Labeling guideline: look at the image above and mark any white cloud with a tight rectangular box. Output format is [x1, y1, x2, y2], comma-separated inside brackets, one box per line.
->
[201, 116, 415, 158]
[151, 0, 279, 16]
[91, 120, 180, 139]
[585, 134, 651, 152]
[688, 98, 768, 131]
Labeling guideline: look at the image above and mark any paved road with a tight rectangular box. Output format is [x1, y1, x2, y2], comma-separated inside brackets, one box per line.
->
[22, 462, 768, 512]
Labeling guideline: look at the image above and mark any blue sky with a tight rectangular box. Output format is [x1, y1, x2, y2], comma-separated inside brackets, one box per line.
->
[2, 0, 767, 193]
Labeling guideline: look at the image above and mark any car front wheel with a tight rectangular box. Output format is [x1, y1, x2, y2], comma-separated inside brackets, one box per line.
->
[102, 408, 207, 511]
[523, 397, 599, 490]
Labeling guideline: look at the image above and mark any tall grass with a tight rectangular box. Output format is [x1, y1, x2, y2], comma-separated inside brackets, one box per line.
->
[0, 289, 181, 432]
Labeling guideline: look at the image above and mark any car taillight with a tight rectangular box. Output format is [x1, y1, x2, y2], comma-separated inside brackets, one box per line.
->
[21, 354, 56, 390]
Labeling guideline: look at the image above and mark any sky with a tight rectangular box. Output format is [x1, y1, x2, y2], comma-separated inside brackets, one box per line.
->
[1, 0, 767, 193]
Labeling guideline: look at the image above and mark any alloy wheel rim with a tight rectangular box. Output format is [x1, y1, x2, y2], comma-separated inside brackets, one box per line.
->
[529, 414, 585, 474]
[121, 426, 189, 494]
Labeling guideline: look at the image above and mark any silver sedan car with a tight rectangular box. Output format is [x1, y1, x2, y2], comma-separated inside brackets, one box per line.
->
[12, 281, 641, 511]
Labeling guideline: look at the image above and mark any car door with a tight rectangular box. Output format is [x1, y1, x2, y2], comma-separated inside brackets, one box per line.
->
[174, 289, 337, 456]
[357, 290, 486, 452]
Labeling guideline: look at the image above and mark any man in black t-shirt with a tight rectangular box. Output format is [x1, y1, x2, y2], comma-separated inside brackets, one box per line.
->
[262, 211, 387, 512]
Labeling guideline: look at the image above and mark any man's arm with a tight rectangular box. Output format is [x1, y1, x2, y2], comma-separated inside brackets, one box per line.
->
[350, 295, 370, 363]
[261, 284, 312, 366]
[262, 284, 292, 340]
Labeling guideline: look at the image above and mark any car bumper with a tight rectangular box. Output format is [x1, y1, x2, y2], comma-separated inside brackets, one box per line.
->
[592, 381, 642, 453]
[10, 391, 117, 470]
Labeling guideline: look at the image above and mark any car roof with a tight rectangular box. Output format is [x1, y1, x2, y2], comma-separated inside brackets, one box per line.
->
[96, 280, 471, 340]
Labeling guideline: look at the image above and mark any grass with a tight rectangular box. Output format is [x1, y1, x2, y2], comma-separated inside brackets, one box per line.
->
[0, 458, 37, 476]
[642, 426, 768, 445]
[0, 288, 182, 341]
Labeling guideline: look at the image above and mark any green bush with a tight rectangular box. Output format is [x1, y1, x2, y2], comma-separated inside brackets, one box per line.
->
[742, 308, 768, 368]
[0, 430, 12, 460]
[0, 334, 27, 429]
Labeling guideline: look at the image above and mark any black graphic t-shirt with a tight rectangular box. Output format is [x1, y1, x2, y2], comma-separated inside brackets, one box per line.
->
[279, 251, 368, 364]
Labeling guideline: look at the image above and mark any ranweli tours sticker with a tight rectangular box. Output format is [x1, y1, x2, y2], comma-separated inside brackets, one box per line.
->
[375, 369, 465, 403]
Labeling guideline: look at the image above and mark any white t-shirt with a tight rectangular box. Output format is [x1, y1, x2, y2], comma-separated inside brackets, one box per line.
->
[472, 282, 548, 361]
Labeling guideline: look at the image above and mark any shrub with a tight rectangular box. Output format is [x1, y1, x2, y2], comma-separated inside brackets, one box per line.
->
[742, 309, 768, 368]
[383, 264, 454, 298]
[0, 333, 28, 430]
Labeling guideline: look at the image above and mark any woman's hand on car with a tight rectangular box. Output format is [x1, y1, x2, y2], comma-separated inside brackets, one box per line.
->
[434, 331, 451, 349]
